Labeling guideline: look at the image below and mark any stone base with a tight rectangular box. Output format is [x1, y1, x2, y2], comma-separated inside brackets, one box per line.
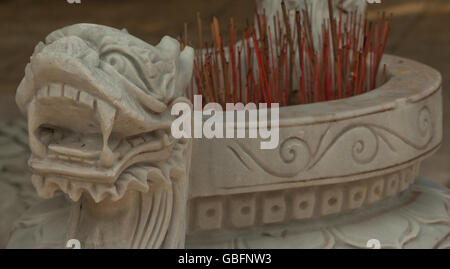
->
[186, 177, 450, 249]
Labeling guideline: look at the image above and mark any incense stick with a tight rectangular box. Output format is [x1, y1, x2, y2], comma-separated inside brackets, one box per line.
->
[187, 1, 392, 108]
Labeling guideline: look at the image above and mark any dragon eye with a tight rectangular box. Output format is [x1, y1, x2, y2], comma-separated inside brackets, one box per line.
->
[108, 56, 117, 66]
[103, 53, 128, 73]
[101, 52, 147, 90]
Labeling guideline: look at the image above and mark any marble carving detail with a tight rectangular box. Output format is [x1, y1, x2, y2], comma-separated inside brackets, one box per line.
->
[6, 24, 194, 248]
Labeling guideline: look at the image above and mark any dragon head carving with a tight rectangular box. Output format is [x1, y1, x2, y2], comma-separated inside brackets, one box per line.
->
[16, 24, 193, 202]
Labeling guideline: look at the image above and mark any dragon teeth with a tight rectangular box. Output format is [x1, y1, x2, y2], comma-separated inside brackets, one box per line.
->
[31, 174, 58, 199]
[35, 84, 98, 111]
[63, 85, 78, 100]
[78, 91, 95, 108]
[36, 86, 48, 99]
[48, 83, 63, 97]
[96, 99, 117, 168]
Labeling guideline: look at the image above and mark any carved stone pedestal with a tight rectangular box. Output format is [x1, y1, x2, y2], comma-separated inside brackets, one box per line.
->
[186, 177, 450, 249]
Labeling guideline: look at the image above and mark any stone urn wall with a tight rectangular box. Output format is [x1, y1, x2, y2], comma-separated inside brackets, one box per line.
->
[186, 55, 448, 248]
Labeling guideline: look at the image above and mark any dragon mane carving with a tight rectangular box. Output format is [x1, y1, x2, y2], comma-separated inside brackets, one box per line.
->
[7, 24, 194, 248]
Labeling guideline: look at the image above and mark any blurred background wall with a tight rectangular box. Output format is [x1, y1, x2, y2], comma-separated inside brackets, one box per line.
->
[0, 0, 448, 187]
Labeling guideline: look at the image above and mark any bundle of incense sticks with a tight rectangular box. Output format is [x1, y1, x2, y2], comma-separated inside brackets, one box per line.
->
[184, 0, 391, 108]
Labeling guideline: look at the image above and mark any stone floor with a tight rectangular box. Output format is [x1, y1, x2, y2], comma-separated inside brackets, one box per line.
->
[0, 0, 448, 187]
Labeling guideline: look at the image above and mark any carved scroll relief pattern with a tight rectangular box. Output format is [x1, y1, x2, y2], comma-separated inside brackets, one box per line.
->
[227, 106, 433, 179]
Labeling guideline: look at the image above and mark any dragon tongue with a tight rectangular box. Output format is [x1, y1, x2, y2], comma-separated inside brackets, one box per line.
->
[96, 99, 117, 167]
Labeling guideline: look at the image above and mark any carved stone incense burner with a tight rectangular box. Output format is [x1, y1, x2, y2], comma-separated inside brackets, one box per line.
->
[187, 55, 449, 248]
[0, 2, 449, 249]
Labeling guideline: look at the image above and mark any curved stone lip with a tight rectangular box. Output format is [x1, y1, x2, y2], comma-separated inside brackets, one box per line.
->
[222, 54, 441, 128]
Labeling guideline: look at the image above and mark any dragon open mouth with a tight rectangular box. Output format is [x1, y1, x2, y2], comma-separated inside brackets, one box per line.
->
[28, 82, 173, 185]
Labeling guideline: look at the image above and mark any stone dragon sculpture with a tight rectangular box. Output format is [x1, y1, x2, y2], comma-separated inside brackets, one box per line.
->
[5, 23, 194, 248]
